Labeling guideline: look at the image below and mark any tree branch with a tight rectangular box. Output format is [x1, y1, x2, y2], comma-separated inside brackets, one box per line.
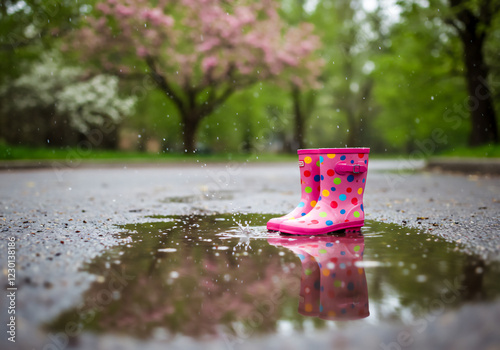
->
[145, 56, 185, 112]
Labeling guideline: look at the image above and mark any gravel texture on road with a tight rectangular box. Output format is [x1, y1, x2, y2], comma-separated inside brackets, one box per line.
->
[1, 160, 499, 349]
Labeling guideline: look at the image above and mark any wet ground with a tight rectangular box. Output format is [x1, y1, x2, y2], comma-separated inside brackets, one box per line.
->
[1, 160, 500, 349]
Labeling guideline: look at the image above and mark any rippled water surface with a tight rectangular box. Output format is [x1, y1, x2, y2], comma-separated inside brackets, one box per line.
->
[47, 214, 500, 342]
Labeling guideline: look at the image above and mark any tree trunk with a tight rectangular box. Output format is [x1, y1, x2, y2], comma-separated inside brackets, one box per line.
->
[182, 112, 201, 154]
[291, 85, 305, 150]
[462, 36, 498, 146]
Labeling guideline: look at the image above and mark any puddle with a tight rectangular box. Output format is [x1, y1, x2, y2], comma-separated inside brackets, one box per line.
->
[161, 191, 234, 203]
[46, 215, 500, 343]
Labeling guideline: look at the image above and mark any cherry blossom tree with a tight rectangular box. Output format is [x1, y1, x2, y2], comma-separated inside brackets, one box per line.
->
[76, 0, 322, 153]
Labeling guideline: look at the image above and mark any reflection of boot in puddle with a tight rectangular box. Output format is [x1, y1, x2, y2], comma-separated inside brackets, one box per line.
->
[268, 234, 369, 321]
[315, 235, 369, 320]
[268, 237, 320, 316]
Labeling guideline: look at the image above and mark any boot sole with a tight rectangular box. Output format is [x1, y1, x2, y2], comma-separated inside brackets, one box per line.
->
[279, 221, 364, 235]
[266, 221, 281, 231]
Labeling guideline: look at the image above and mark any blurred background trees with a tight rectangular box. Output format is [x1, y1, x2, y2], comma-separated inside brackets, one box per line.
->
[0, 0, 499, 157]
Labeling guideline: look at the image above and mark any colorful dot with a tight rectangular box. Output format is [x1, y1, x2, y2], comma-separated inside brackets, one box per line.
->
[353, 211, 360, 218]
[327, 154, 336, 158]
[316, 161, 320, 167]
[361, 204, 364, 211]
[305, 186, 312, 193]
[314, 175, 320, 182]
[340, 209, 346, 214]
[350, 160, 354, 164]
[347, 282, 355, 291]
[311, 220, 319, 224]
[327, 169, 335, 176]
[347, 175, 354, 182]
[319, 249, 327, 254]
[346, 187, 352, 193]
[304, 170, 311, 177]
[305, 304, 313, 312]
[319, 212, 327, 217]
[305, 268, 312, 275]
[339, 194, 346, 201]
[318, 196, 322, 201]
[322, 190, 330, 197]
[358, 187, 363, 195]
[304, 156, 312, 164]
[353, 245, 360, 252]
[326, 220, 333, 226]
[351, 197, 358, 205]
[301, 212, 306, 216]
[320, 156, 324, 163]
[341, 251, 346, 255]
[362, 178, 365, 183]
[340, 155, 346, 160]
[331, 187, 336, 191]
[322, 269, 330, 276]
[321, 175, 324, 180]
[334, 178, 341, 185]
[330, 201, 338, 208]
[311, 200, 317, 207]
[340, 263, 346, 269]
[298, 201, 305, 207]
[358, 153, 364, 158]
[334, 280, 342, 287]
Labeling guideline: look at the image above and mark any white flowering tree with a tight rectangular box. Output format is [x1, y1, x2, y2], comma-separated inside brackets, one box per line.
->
[0, 53, 136, 146]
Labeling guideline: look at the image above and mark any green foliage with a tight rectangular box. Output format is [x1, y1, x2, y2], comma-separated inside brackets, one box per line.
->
[371, 7, 470, 152]
[0, 0, 89, 81]
[438, 143, 500, 157]
[0, 0, 499, 158]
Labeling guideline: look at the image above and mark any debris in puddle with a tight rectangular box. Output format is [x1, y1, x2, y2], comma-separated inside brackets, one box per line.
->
[158, 248, 177, 252]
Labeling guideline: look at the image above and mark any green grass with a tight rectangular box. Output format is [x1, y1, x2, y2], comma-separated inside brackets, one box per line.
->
[4, 143, 498, 163]
[0, 144, 298, 163]
[437, 144, 500, 158]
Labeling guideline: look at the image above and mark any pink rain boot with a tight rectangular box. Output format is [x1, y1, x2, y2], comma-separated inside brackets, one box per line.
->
[279, 148, 370, 235]
[267, 149, 321, 231]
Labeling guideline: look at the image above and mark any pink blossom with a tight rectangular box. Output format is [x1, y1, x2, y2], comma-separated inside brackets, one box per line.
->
[116, 5, 134, 17]
[198, 37, 220, 52]
[136, 46, 148, 58]
[96, 3, 111, 15]
[201, 56, 218, 72]
[141, 8, 174, 27]
[277, 51, 298, 67]
[75, 0, 323, 101]
[234, 7, 255, 26]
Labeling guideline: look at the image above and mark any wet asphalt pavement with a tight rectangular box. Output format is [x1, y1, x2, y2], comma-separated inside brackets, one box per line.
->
[0, 159, 499, 350]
